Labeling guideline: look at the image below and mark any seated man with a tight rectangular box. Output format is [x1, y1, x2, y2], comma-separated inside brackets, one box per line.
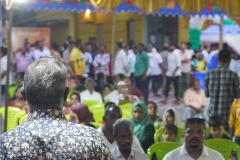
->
[163, 118, 224, 160]
[80, 77, 103, 102]
[104, 81, 137, 105]
[97, 104, 144, 154]
[206, 115, 230, 140]
[112, 118, 147, 160]
[162, 124, 178, 142]
[124, 77, 144, 102]
[182, 79, 206, 122]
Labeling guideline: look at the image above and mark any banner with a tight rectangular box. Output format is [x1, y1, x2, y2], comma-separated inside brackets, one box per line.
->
[11, 27, 51, 52]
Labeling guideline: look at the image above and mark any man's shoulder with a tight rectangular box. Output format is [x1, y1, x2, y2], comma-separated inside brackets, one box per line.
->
[204, 145, 224, 159]
[163, 146, 182, 159]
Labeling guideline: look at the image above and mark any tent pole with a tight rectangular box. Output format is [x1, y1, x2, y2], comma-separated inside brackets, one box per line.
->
[4, 8, 12, 132]
[111, 10, 116, 76]
[219, 15, 223, 50]
[0, 0, 2, 107]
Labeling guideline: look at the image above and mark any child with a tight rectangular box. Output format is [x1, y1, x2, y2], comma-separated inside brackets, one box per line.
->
[196, 53, 207, 72]
[162, 124, 178, 142]
[206, 115, 230, 140]
[147, 102, 161, 126]
[229, 99, 240, 145]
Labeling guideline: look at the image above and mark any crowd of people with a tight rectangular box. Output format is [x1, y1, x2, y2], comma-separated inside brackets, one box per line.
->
[1, 35, 240, 159]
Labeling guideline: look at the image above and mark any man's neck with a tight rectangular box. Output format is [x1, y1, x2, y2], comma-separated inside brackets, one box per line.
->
[88, 89, 94, 94]
[119, 148, 131, 159]
[102, 126, 114, 143]
[186, 146, 203, 159]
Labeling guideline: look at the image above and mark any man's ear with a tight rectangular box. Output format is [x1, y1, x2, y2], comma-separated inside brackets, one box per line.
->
[21, 88, 26, 101]
[64, 87, 69, 101]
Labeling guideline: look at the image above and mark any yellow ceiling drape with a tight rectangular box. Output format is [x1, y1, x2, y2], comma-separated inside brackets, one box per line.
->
[90, 0, 240, 15]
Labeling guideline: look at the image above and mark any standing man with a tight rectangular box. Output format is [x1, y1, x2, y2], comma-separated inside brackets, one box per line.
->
[148, 43, 164, 97]
[163, 43, 181, 105]
[163, 118, 224, 160]
[70, 39, 85, 76]
[205, 49, 240, 131]
[63, 40, 74, 70]
[13, 46, 32, 79]
[93, 44, 110, 76]
[0, 58, 113, 159]
[179, 42, 192, 98]
[160, 43, 169, 91]
[114, 42, 128, 76]
[84, 44, 93, 77]
[134, 43, 149, 102]
[33, 40, 51, 61]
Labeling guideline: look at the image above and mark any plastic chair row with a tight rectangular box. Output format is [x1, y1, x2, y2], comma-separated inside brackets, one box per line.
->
[0, 106, 26, 131]
[147, 139, 240, 160]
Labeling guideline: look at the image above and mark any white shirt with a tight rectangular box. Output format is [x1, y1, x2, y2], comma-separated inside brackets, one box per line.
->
[149, 52, 163, 75]
[201, 50, 210, 64]
[33, 47, 51, 61]
[163, 145, 224, 160]
[166, 49, 181, 77]
[111, 147, 147, 160]
[93, 53, 110, 76]
[127, 49, 136, 73]
[0, 56, 7, 85]
[80, 90, 103, 103]
[180, 50, 192, 73]
[114, 49, 128, 75]
[104, 90, 139, 105]
[97, 126, 145, 154]
[84, 52, 93, 74]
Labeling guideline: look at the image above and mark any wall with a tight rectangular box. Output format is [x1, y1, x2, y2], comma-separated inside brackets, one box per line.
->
[36, 11, 77, 46]
[77, 12, 144, 54]
[178, 17, 190, 44]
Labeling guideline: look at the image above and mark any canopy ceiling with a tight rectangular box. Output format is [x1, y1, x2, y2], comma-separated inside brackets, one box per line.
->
[15, 0, 240, 16]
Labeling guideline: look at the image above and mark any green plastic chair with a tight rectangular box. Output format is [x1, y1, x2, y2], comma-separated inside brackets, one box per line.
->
[19, 114, 28, 124]
[82, 100, 102, 108]
[147, 142, 182, 160]
[0, 106, 26, 131]
[65, 114, 71, 121]
[121, 109, 132, 119]
[154, 127, 184, 143]
[155, 121, 163, 130]
[8, 86, 17, 98]
[204, 139, 240, 160]
[88, 103, 105, 123]
[119, 102, 132, 111]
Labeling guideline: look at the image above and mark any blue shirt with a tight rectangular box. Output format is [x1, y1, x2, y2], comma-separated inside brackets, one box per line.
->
[0, 109, 114, 160]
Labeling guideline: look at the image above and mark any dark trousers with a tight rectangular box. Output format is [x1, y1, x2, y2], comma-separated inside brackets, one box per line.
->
[1, 85, 6, 96]
[179, 72, 189, 98]
[151, 74, 162, 94]
[135, 75, 149, 102]
[164, 76, 179, 99]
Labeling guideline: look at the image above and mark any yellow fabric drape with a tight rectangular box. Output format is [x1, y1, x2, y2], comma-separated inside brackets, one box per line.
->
[90, 0, 240, 15]
[90, 0, 123, 10]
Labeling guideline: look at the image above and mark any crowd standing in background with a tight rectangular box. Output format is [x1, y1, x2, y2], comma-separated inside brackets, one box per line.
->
[1, 35, 240, 159]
